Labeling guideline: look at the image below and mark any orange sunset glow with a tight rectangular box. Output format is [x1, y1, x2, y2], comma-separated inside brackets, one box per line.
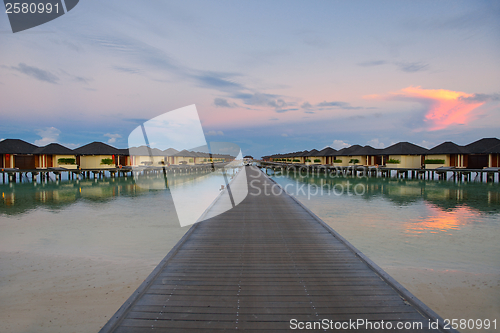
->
[365, 86, 485, 131]
[406, 203, 478, 235]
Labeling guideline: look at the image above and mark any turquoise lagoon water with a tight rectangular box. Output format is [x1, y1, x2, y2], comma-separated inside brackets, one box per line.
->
[1, 167, 499, 332]
[0, 169, 240, 332]
[269, 169, 500, 329]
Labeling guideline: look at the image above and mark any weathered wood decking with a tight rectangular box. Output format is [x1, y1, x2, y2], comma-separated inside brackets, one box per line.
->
[100, 166, 454, 333]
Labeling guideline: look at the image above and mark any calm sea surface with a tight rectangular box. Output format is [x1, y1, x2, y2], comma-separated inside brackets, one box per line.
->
[269, 169, 500, 329]
[1, 168, 499, 331]
[269, 170, 500, 273]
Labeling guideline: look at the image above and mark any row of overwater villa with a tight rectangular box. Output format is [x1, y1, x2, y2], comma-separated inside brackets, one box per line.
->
[0, 139, 235, 183]
[261, 138, 500, 182]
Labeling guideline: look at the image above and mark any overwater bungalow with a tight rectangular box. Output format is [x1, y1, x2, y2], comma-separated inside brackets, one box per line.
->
[350, 145, 383, 166]
[310, 148, 328, 165]
[34, 143, 78, 169]
[425, 141, 468, 169]
[164, 148, 179, 165]
[334, 145, 364, 166]
[271, 152, 289, 163]
[283, 151, 297, 164]
[171, 150, 232, 165]
[303, 149, 321, 165]
[464, 138, 500, 168]
[262, 137, 500, 175]
[267, 154, 277, 162]
[0, 139, 38, 169]
[318, 147, 338, 165]
[128, 146, 167, 167]
[282, 152, 295, 163]
[380, 142, 428, 168]
[194, 151, 218, 165]
[116, 148, 131, 167]
[74, 142, 121, 170]
[172, 150, 198, 165]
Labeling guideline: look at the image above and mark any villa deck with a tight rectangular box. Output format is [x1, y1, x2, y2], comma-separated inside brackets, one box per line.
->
[99, 166, 454, 333]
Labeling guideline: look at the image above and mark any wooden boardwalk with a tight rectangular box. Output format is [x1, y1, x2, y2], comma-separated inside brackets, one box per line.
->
[100, 166, 453, 333]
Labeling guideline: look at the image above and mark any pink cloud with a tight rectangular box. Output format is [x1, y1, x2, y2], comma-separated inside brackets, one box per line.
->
[365, 86, 485, 131]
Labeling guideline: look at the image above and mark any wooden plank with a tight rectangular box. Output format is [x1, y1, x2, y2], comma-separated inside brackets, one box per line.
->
[125, 311, 428, 322]
[100, 166, 453, 333]
[131, 304, 417, 315]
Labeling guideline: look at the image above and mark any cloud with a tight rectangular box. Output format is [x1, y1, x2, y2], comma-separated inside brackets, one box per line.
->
[418, 140, 434, 149]
[91, 32, 301, 114]
[233, 92, 294, 111]
[276, 108, 298, 113]
[330, 140, 350, 150]
[357, 60, 388, 67]
[367, 138, 385, 148]
[214, 97, 237, 108]
[364, 86, 486, 131]
[317, 101, 362, 110]
[10, 63, 59, 84]
[35, 127, 61, 145]
[104, 133, 122, 144]
[459, 93, 500, 103]
[268, 98, 288, 109]
[281, 133, 288, 137]
[62, 143, 81, 149]
[301, 102, 312, 109]
[113, 66, 143, 74]
[206, 130, 224, 136]
[395, 61, 429, 73]
[58, 69, 92, 84]
[195, 72, 244, 90]
[357, 60, 429, 73]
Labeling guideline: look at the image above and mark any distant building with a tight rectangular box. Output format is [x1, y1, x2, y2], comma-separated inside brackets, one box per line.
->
[0, 139, 39, 169]
[74, 142, 121, 170]
[34, 143, 78, 169]
[380, 142, 428, 168]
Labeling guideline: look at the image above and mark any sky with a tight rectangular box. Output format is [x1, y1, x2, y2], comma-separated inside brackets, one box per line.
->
[1, 0, 499, 158]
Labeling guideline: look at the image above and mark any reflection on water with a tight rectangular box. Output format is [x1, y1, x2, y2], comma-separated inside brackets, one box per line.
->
[270, 171, 500, 274]
[270, 169, 500, 330]
[0, 171, 230, 216]
[406, 204, 478, 234]
[276, 171, 500, 216]
[1, 178, 143, 215]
